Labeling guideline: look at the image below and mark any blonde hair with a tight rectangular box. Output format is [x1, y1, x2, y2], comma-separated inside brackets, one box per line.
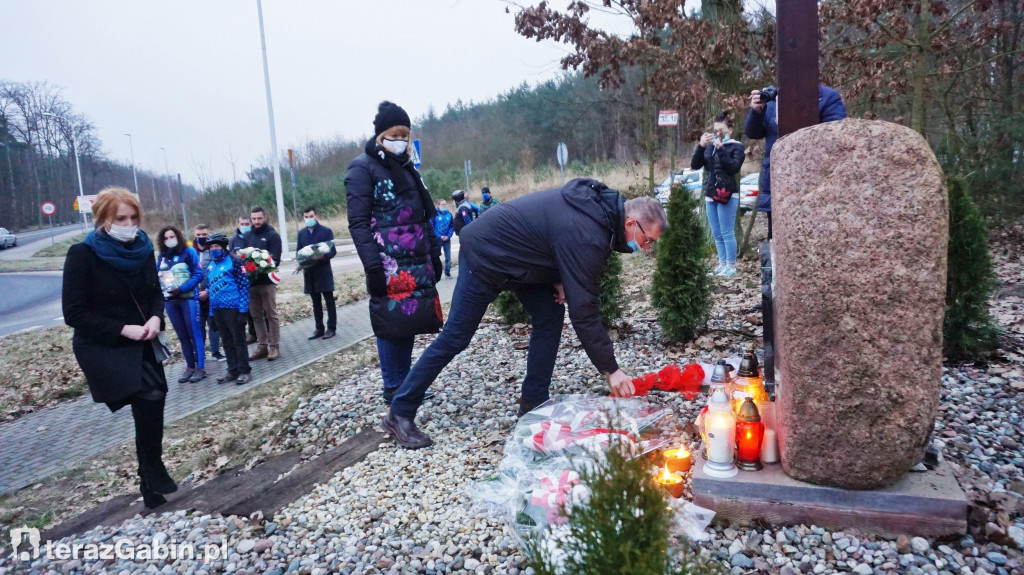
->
[375, 126, 412, 146]
[92, 187, 142, 228]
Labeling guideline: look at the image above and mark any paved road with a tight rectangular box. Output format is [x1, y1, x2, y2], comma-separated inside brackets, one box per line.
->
[9, 223, 86, 243]
[0, 272, 65, 337]
[0, 266, 463, 495]
[0, 228, 84, 261]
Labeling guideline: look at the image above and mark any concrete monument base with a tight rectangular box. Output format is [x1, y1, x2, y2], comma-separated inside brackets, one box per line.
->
[691, 454, 968, 538]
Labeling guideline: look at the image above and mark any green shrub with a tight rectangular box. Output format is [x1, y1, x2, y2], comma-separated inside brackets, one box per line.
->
[598, 252, 624, 327]
[650, 184, 712, 342]
[527, 444, 723, 575]
[944, 177, 999, 358]
[421, 167, 466, 201]
[495, 290, 530, 325]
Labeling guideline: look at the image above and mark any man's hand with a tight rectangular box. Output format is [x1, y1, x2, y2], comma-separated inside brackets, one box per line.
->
[441, 235, 449, 242]
[607, 369, 635, 397]
[198, 290, 208, 302]
[699, 132, 714, 147]
[750, 90, 765, 113]
[553, 282, 566, 305]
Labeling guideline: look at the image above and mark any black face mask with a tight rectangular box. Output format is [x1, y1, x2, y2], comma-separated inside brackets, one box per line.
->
[195, 236, 207, 248]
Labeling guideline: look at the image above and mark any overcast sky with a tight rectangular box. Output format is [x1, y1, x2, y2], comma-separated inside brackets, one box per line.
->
[2, 1, 615, 186]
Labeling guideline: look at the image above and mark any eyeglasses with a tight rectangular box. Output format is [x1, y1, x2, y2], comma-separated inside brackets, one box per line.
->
[634, 220, 655, 248]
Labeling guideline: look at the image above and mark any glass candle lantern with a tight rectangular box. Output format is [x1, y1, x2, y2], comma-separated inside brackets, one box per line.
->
[701, 388, 738, 478]
[728, 350, 767, 413]
[735, 397, 765, 471]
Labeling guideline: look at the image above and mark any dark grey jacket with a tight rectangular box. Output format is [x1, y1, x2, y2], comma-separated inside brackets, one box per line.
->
[461, 178, 628, 375]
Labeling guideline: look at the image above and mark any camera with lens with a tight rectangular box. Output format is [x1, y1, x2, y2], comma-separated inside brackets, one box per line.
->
[759, 85, 779, 103]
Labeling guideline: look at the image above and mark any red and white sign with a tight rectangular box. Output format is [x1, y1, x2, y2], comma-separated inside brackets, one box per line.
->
[657, 109, 679, 127]
[40, 201, 56, 216]
[76, 194, 98, 214]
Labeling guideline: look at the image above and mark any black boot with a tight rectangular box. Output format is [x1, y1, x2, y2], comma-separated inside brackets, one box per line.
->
[131, 397, 178, 495]
[139, 476, 168, 509]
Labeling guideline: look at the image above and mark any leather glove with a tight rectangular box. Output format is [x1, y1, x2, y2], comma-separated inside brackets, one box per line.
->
[432, 256, 443, 282]
[365, 266, 388, 297]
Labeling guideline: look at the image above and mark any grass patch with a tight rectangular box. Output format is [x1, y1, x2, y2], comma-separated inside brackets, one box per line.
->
[33, 233, 85, 258]
[0, 258, 66, 273]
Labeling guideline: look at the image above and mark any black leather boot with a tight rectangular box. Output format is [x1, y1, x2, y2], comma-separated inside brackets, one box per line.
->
[132, 398, 178, 495]
[139, 477, 168, 509]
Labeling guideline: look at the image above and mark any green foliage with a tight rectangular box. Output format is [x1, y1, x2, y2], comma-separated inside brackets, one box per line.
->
[495, 290, 530, 325]
[421, 167, 466, 201]
[527, 445, 723, 575]
[651, 184, 712, 342]
[534, 164, 555, 184]
[944, 177, 999, 358]
[599, 252, 624, 327]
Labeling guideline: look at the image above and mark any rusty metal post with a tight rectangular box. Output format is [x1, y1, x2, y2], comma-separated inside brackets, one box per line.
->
[775, 0, 819, 136]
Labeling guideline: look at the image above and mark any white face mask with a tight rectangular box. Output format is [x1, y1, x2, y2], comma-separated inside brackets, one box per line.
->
[164, 238, 178, 249]
[382, 138, 408, 155]
[108, 224, 138, 242]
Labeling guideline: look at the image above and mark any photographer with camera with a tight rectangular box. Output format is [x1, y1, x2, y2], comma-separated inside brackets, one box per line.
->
[745, 84, 847, 238]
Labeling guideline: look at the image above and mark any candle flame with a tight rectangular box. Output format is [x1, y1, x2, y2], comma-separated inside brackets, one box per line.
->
[659, 467, 676, 482]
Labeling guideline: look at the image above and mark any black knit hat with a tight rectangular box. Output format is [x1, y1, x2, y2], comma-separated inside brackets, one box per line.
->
[373, 101, 411, 136]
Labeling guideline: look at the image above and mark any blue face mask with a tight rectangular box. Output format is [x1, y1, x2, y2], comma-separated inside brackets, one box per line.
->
[239, 225, 251, 235]
[194, 236, 207, 248]
[482, 193, 490, 202]
[304, 217, 316, 228]
[209, 248, 225, 260]
[626, 240, 640, 253]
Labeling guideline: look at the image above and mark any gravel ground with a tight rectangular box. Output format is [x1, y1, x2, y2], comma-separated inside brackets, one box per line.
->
[3, 227, 1023, 575]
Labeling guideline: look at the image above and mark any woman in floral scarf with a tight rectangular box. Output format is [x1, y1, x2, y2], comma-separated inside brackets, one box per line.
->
[345, 101, 444, 405]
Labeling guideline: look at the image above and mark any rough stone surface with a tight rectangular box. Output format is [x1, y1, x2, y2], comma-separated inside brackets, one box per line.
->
[771, 119, 948, 489]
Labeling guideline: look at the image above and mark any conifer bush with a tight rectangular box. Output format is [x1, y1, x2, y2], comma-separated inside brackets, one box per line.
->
[495, 290, 530, 325]
[651, 185, 712, 342]
[527, 444, 723, 575]
[598, 252, 624, 328]
[944, 177, 999, 357]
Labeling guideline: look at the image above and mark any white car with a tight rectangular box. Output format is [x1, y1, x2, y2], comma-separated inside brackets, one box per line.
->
[0, 227, 16, 249]
[654, 170, 702, 205]
[739, 172, 760, 213]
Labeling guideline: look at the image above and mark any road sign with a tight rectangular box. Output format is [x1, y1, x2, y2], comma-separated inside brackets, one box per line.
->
[658, 109, 679, 127]
[411, 139, 422, 168]
[556, 142, 568, 167]
[76, 194, 97, 214]
[40, 201, 56, 216]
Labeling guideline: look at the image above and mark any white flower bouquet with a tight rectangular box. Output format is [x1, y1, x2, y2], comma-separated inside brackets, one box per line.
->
[296, 241, 333, 269]
[236, 247, 277, 278]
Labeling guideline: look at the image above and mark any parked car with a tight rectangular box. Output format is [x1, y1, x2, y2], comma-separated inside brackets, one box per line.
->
[739, 172, 760, 213]
[0, 227, 16, 249]
[654, 170, 702, 205]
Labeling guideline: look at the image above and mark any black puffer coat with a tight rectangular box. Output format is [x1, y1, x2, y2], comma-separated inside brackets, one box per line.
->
[690, 139, 745, 200]
[345, 138, 443, 339]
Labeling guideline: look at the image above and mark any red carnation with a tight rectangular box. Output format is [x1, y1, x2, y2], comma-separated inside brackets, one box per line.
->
[632, 377, 653, 397]
[656, 363, 684, 391]
[387, 270, 417, 301]
[680, 363, 705, 399]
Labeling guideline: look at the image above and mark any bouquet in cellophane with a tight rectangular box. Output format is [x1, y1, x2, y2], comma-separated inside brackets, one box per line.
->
[296, 241, 333, 269]
[236, 247, 277, 278]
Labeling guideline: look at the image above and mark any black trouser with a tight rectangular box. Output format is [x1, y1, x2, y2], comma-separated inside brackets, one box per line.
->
[310, 291, 337, 332]
[246, 312, 257, 338]
[199, 299, 219, 353]
[214, 308, 251, 376]
[766, 211, 773, 240]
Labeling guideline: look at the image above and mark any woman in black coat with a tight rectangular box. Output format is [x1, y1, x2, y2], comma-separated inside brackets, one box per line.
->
[691, 110, 746, 277]
[62, 187, 178, 509]
[345, 101, 444, 404]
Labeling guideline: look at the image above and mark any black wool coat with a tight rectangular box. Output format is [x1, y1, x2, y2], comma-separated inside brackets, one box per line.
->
[345, 138, 442, 340]
[243, 223, 283, 287]
[63, 242, 166, 405]
[296, 222, 337, 294]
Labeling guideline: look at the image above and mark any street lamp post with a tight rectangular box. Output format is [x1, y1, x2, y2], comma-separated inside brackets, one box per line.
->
[137, 162, 159, 208]
[256, 0, 290, 260]
[43, 112, 86, 228]
[125, 133, 139, 195]
[160, 147, 172, 206]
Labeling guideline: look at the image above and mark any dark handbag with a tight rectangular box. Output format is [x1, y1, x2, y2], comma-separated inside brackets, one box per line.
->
[711, 173, 734, 204]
